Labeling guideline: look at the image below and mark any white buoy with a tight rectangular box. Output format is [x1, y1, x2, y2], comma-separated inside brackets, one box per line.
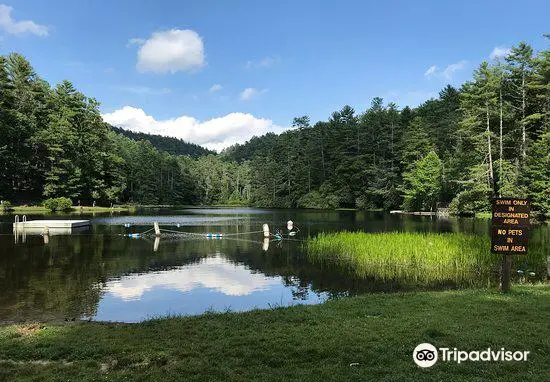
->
[262, 238, 270, 251]
[263, 224, 270, 238]
[153, 236, 160, 252]
[154, 222, 161, 237]
[287, 220, 293, 231]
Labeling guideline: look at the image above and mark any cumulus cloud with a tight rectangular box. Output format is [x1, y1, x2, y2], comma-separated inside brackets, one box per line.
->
[424, 60, 468, 80]
[102, 106, 285, 151]
[134, 29, 205, 73]
[245, 55, 281, 69]
[239, 87, 267, 101]
[0, 4, 48, 36]
[490, 46, 511, 60]
[209, 84, 223, 92]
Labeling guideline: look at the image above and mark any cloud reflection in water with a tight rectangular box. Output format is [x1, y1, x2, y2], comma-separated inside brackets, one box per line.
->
[105, 255, 280, 300]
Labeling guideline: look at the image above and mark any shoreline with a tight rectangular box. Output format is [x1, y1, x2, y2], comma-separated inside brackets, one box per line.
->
[0, 284, 548, 380]
[1, 205, 136, 214]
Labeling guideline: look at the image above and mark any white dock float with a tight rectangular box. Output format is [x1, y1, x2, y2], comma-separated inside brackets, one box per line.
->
[13, 220, 90, 235]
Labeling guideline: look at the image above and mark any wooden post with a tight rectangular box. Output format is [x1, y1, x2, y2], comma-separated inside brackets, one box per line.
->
[154, 222, 161, 237]
[501, 254, 511, 293]
[43, 225, 49, 245]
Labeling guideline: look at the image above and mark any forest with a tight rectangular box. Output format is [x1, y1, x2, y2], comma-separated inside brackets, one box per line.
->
[112, 127, 214, 158]
[0, 38, 549, 214]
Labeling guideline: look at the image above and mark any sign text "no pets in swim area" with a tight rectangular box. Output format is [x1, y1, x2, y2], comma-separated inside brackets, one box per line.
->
[491, 198, 530, 254]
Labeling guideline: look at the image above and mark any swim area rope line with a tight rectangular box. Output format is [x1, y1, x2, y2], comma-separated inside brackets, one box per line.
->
[124, 222, 299, 241]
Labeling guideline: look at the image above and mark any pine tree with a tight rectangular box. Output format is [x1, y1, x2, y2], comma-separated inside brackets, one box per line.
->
[522, 130, 550, 213]
[459, 62, 498, 194]
[506, 42, 535, 160]
[401, 116, 434, 170]
[401, 151, 442, 211]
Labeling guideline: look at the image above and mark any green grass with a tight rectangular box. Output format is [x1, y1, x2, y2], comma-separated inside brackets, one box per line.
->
[475, 212, 492, 219]
[0, 285, 548, 381]
[305, 232, 547, 287]
[306, 232, 492, 286]
[1, 205, 135, 214]
[72, 205, 136, 213]
[5, 205, 51, 213]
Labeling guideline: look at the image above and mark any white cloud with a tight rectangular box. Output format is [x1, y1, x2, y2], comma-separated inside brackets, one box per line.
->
[442, 60, 467, 80]
[126, 37, 146, 48]
[112, 86, 171, 95]
[102, 106, 285, 152]
[239, 87, 267, 101]
[424, 60, 468, 80]
[209, 84, 223, 92]
[424, 65, 438, 77]
[490, 46, 511, 60]
[0, 4, 48, 36]
[135, 29, 205, 73]
[245, 55, 281, 69]
[104, 255, 280, 300]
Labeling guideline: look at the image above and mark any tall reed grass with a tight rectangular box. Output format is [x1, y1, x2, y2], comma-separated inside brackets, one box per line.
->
[306, 232, 498, 286]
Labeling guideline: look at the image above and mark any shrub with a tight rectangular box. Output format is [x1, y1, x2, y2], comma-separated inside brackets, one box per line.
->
[448, 189, 490, 216]
[298, 190, 339, 209]
[43, 197, 73, 212]
[1, 200, 12, 212]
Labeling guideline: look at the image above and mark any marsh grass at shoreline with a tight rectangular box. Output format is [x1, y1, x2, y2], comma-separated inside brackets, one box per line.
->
[305, 232, 546, 286]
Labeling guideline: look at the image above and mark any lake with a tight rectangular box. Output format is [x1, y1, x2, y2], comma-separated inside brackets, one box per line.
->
[1, 208, 548, 323]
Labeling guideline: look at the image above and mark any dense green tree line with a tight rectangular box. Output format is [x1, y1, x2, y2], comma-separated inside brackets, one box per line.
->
[1, 38, 549, 213]
[0, 53, 198, 205]
[223, 39, 550, 214]
[112, 127, 214, 158]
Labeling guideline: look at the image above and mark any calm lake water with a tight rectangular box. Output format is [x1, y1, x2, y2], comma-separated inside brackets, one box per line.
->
[1, 208, 548, 323]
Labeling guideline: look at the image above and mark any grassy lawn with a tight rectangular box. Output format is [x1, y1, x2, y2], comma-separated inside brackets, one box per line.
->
[2, 205, 135, 214]
[72, 206, 136, 213]
[475, 212, 492, 219]
[0, 285, 549, 381]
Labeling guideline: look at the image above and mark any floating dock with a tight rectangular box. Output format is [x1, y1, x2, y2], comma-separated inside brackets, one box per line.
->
[390, 211, 437, 216]
[13, 219, 90, 235]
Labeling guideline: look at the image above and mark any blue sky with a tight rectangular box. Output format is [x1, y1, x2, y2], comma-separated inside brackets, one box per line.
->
[1, 0, 549, 150]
